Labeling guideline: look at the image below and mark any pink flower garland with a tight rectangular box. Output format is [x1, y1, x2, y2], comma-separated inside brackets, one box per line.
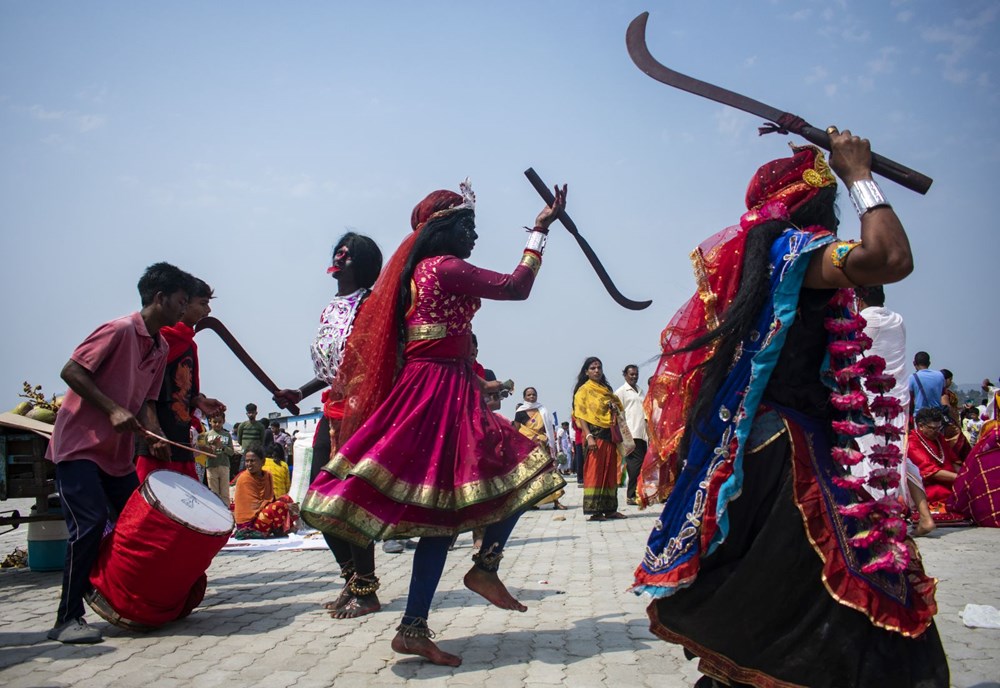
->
[826, 288, 909, 574]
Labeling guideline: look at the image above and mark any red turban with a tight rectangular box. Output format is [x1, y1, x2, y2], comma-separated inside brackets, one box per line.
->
[745, 144, 837, 216]
[410, 190, 464, 232]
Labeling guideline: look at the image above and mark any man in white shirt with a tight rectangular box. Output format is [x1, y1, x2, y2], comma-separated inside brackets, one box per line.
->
[854, 286, 935, 536]
[615, 364, 648, 506]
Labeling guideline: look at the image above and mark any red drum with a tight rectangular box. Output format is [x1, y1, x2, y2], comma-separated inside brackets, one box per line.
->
[87, 469, 234, 630]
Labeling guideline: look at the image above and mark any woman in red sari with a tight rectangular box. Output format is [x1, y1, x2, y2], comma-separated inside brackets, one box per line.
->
[301, 179, 567, 666]
[907, 407, 966, 522]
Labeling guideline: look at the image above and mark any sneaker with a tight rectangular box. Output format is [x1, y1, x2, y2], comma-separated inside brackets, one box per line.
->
[47, 618, 103, 644]
[382, 540, 405, 554]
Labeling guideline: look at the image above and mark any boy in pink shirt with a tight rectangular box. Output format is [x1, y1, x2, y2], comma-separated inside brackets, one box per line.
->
[134, 277, 225, 483]
[46, 262, 195, 644]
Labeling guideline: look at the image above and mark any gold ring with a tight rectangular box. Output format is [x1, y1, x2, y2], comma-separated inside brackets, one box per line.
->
[826, 126, 837, 134]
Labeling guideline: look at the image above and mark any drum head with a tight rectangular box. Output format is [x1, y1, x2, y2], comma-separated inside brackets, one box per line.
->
[143, 470, 234, 536]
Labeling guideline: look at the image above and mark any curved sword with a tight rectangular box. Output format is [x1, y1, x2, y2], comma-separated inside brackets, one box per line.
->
[626, 12, 932, 194]
[195, 316, 300, 416]
[524, 168, 652, 311]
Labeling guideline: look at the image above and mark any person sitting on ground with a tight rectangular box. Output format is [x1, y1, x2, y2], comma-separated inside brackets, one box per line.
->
[262, 443, 291, 498]
[233, 442, 297, 539]
[949, 418, 1000, 527]
[907, 407, 966, 523]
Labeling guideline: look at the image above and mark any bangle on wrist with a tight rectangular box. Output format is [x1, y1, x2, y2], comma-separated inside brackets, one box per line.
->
[525, 229, 547, 254]
[848, 179, 890, 218]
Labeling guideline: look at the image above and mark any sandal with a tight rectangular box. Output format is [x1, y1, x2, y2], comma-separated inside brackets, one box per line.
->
[604, 512, 627, 520]
[553, 502, 568, 510]
[588, 514, 606, 522]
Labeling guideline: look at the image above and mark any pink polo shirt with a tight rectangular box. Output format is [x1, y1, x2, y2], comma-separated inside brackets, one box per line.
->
[46, 312, 168, 476]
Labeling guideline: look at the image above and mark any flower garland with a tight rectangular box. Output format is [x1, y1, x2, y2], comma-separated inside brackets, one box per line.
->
[824, 289, 909, 574]
[740, 199, 909, 573]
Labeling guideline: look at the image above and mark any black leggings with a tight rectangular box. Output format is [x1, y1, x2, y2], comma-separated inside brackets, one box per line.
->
[313, 415, 376, 580]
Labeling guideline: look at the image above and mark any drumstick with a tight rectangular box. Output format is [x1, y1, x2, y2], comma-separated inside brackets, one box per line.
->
[141, 429, 213, 458]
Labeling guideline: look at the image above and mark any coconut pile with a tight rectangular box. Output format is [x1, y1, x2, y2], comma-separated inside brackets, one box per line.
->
[10, 382, 62, 425]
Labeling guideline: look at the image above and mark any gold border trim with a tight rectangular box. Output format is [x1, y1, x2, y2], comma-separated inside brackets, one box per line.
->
[301, 470, 566, 546]
[786, 415, 933, 638]
[331, 446, 554, 510]
[745, 428, 787, 455]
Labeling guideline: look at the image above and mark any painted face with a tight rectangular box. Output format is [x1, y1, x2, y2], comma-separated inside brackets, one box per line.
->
[586, 360, 603, 381]
[453, 215, 478, 259]
[184, 295, 212, 325]
[523, 388, 538, 403]
[625, 367, 639, 386]
[328, 245, 353, 278]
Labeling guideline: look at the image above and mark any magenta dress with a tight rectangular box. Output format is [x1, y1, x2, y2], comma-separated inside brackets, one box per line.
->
[301, 254, 564, 545]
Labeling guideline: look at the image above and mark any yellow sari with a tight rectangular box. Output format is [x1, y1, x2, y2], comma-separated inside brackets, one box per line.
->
[515, 403, 563, 505]
[574, 381, 631, 515]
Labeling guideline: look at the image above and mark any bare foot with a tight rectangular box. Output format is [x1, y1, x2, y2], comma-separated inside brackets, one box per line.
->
[463, 567, 527, 612]
[913, 519, 936, 537]
[329, 594, 381, 619]
[322, 587, 353, 611]
[391, 632, 462, 666]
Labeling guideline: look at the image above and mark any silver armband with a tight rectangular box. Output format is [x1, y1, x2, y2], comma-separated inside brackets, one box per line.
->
[525, 230, 547, 254]
[848, 179, 890, 218]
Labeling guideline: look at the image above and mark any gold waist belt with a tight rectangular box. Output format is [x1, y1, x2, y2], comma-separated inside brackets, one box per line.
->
[406, 323, 448, 342]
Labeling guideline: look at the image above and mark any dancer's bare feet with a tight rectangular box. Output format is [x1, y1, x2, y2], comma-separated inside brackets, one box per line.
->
[391, 632, 462, 666]
[322, 586, 353, 611]
[329, 594, 381, 619]
[463, 567, 527, 612]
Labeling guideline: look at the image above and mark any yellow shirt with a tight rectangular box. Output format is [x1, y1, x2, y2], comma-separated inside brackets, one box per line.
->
[262, 458, 290, 497]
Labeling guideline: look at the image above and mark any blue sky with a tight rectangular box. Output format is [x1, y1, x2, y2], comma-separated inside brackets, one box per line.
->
[2, 0, 997, 424]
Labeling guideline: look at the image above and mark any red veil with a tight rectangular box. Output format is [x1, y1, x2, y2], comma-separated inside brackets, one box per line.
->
[337, 189, 467, 442]
[637, 225, 747, 507]
[637, 144, 837, 507]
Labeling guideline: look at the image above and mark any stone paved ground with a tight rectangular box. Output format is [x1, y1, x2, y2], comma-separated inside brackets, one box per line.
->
[1, 489, 998, 688]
